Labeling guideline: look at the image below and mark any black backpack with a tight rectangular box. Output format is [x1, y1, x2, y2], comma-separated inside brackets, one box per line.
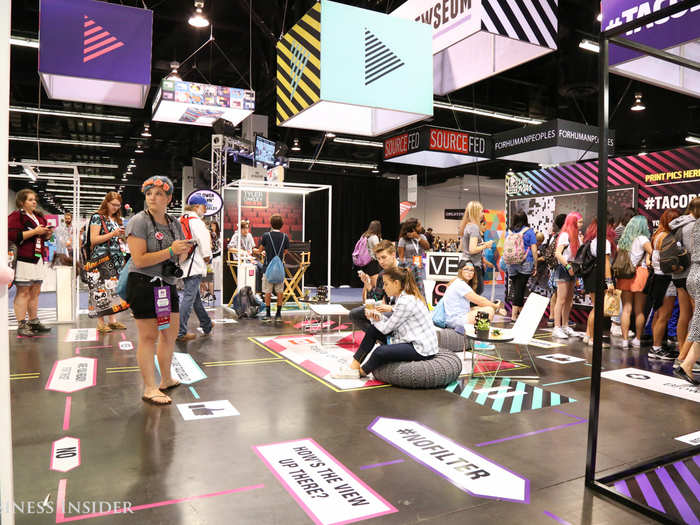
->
[232, 286, 260, 319]
[570, 240, 596, 277]
[658, 229, 690, 274]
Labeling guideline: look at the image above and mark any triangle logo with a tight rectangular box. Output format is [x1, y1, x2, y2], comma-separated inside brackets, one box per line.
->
[364, 28, 404, 86]
[83, 15, 125, 63]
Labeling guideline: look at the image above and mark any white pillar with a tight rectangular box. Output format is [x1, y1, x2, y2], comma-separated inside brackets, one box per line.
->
[1, 0, 16, 522]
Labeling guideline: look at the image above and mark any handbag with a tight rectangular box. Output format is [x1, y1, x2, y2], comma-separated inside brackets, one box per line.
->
[603, 289, 621, 317]
[432, 298, 447, 328]
[612, 249, 636, 279]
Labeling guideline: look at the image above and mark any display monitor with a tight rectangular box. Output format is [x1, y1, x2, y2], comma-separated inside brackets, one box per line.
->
[254, 135, 276, 166]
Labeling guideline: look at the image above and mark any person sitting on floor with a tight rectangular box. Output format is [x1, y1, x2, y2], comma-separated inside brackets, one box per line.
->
[443, 260, 504, 334]
[351, 239, 399, 332]
[333, 266, 438, 379]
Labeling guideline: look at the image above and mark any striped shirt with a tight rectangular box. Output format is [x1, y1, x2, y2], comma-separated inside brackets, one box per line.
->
[372, 292, 438, 357]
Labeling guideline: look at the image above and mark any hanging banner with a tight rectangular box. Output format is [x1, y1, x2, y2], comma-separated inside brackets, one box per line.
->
[385, 126, 492, 167]
[39, 0, 152, 108]
[602, 0, 700, 97]
[392, 0, 558, 95]
[277, 0, 433, 136]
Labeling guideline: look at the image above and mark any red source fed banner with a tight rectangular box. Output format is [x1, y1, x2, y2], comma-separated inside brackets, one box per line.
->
[428, 128, 487, 155]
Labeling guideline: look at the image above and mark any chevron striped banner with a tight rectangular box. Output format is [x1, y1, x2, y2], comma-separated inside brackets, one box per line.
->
[83, 15, 125, 63]
[480, 0, 558, 50]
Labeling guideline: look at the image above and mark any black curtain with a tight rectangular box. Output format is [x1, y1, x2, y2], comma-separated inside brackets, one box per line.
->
[284, 168, 399, 287]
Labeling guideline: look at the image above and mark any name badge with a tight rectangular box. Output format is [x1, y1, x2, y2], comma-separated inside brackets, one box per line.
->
[412, 255, 423, 268]
[154, 286, 171, 331]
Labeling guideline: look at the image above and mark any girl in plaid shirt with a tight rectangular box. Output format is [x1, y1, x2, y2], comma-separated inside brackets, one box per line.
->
[333, 267, 438, 379]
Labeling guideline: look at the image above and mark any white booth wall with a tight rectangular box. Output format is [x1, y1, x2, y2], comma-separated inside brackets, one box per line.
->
[409, 176, 506, 237]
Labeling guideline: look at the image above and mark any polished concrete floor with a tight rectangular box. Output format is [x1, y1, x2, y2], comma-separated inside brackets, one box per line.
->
[7, 303, 699, 525]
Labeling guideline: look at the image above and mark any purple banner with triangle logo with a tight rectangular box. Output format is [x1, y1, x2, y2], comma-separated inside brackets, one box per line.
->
[39, 0, 152, 84]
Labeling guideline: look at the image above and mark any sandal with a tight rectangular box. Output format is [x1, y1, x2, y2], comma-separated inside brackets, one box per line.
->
[159, 381, 181, 392]
[142, 393, 172, 406]
[97, 323, 112, 333]
[108, 322, 127, 330]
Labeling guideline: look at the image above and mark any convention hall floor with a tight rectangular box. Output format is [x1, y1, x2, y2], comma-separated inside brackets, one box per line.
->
[8, 303, 700, 525]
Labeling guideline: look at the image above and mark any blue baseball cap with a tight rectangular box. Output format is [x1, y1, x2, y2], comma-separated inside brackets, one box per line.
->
[187, 194, 208, 206]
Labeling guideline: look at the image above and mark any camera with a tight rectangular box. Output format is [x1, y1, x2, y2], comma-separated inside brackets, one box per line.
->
[162, 260, 183, 279]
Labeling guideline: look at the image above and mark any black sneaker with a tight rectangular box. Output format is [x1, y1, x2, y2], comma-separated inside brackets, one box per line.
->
[29, 320, 51, 333]
[17, 321, 35, 337]
[656, 349, 678, 361]
[262, 315, 272, 323]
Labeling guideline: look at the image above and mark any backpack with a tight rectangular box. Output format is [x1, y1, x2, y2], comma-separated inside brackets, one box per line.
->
[502, 228, 529, 265]
[116, 258, 132, 301]
[264, 232, 286, 284]
[432, 298, 447, 328]
[179, 215, 197, 257]
[352, 235, 372, 267]
[658, 229, 690, 274]
[79, 214, 108, 283]
[570, 240, 596, 277]
[232, 286, 261, 318]
[612, 249, 636, 279]
[544, 236, 559, 270]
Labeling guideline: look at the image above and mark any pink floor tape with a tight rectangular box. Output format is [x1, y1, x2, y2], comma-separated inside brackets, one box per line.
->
[55, 479, 264, 522]
[62, 397, 72, 431]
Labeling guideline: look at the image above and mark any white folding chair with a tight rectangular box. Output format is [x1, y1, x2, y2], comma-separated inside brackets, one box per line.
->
[498, 293, 550, 379]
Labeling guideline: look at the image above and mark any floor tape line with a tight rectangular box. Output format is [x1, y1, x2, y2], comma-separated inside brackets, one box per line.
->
[359, 459, 405, 470]
[543, 510, 573, 525]
[55, 479, 265, 522]
[205, 361, 286, 368]
[541, 377, 591, 387]
[62, 396, 72, 431]
[189, 386, 200, 400]
[248, 337, 288, 358]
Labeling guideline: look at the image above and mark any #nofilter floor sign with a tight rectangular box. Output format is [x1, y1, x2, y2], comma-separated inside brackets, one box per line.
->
[368, 417, 529, 503]
[254, 438, 397, 525]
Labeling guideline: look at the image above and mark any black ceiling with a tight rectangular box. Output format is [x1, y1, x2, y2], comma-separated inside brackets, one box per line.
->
[9, 0, 700, 213]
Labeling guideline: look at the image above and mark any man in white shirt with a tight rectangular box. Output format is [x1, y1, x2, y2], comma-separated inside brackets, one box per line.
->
[177, 195, 214, 342]
[227, 220, 263, 292]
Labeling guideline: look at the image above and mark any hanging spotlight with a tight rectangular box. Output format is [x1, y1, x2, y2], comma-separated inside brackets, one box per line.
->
[188, 1, 210, 28]
[630, 92, 646, 112]
[135, 143, 144, 153]
[141, 124, 152, 138]
[165, 61, 182, 81]
[291, 138, 301, 152]
[596, 13, 602, 22]
[638, 139, 648, 156]
[686, 135, 700, 145]
[325, 132, 336, 139]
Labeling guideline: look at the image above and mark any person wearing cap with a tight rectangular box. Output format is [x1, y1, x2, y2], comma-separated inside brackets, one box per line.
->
[441, 260, 504, 334]
[176, 194, 214, 342]
[125, 176, 190, 406]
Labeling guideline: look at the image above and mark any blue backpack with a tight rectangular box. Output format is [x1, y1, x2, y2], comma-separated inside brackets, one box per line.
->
[116, 258, 132, 301]
[264, 232, 286, 284]
[432, 298, 447, 328]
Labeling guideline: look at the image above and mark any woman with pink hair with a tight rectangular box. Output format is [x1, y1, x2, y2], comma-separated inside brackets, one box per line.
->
[552, 212, 583, 339]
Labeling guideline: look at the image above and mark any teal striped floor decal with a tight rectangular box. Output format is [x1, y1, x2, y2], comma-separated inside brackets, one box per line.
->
[447, 377, 576, 414]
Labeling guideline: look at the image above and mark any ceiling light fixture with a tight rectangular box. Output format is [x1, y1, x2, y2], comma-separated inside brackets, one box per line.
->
[596, 13, 602, 22]
[141, 124, 152, 137]
[332, 137, 384, 148]
[9, 36, 39, 48]
[631, 92, 646, 111]
[289, 157, 378, 169]
[325, 132, 336, 139]
[165, 62, 182, 81]
[188, 1, 210, 28]
[579, 39, 600, 53]
[134, 144, 144, 153]
[10, 136, 121, 148]
[291, 138, 301, 152]
[433, 101, 544, 125]
[10, 106, 131, 122]
[686, 135, 700, 145]
[18, 159, 119, 169]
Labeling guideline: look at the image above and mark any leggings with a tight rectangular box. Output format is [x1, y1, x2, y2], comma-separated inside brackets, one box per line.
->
[353, 325, 431, 373]
[510, 272, 530, 307]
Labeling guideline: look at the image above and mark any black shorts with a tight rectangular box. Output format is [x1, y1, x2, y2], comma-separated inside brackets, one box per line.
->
[126, 272, 180, 320]
[649, 274, 672, 309]
[583, 271, 599, 294]
[673, 278, 687, 291]
[360, 259, 382, 276]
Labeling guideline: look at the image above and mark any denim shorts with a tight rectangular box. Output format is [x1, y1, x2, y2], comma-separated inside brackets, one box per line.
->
[553, 264, 575, 282]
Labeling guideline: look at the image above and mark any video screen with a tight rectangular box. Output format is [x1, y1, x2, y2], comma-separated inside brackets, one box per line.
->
[254, 135, 276, 166]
